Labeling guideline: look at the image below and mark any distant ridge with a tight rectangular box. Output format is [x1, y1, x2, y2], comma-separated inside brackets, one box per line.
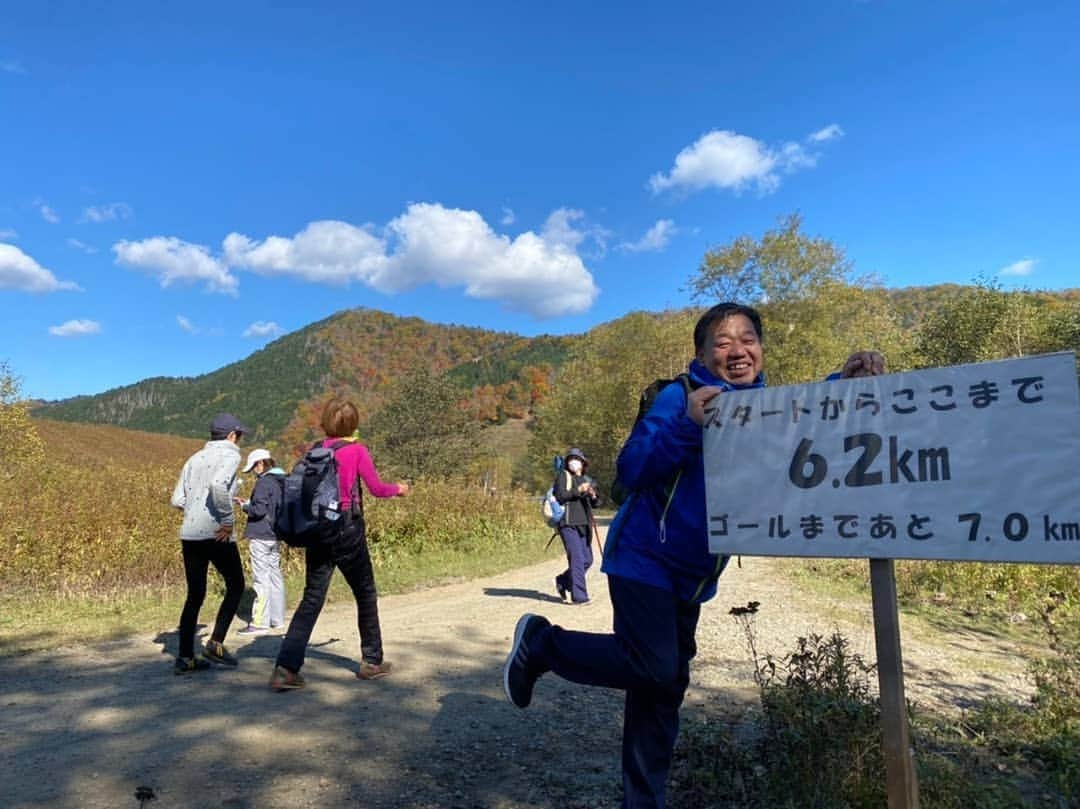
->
[32, 286, 1079, 442]
[33, 307, 575, 442]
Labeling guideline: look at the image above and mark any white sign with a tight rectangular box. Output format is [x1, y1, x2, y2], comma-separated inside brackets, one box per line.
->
[704, 352, 1080, 564]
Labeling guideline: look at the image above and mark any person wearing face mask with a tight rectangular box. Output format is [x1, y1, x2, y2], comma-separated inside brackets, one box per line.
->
[552, 448, 600, 605]
[504, 302, 885, 808]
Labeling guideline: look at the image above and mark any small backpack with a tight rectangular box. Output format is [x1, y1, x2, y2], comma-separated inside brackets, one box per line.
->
[541, 455, 567, 528]
[274, 439, 356, 547]
[542, 486, 565, 528]
[609, 374, 701, 506]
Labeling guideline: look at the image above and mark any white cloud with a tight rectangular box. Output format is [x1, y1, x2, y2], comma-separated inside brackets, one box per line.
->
[0, 228, 16, 240]
[227, 203, 600, 318]
[67, 238, 98, 254]
[619, 219, 677, 253]
[80, 202, 134, 224]
[176, 315, 198, 334]
[501, 207, 516, 226]
[1, 60, 26, 74]
[998, 258, 1037, 277]
[541, 208, 588, 250]
[649, 126, 838, 196]
[0, 243, 81, 292]
[383, 204, 599, 315]
[243, 320, 285, 338]
[223, 220, 387, 285]
[114, 236, 238, 295]
[38, 202, 60, 224]
[540, 208, 611, 258]
[809, 123, 845, 143]
[48, 319, 101, 337]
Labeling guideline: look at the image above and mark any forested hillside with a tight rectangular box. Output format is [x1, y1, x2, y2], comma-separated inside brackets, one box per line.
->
[32, 308, 575, 443]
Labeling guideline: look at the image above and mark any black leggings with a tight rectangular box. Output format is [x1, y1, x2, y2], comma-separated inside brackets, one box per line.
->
[276, 518, 383, 672]
[179, 540, 245, 659]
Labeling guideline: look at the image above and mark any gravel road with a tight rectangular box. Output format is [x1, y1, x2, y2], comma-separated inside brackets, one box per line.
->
[0, 531, 1034, 809]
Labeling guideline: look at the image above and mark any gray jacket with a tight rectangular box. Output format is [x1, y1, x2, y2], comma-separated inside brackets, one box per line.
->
[171, 439, 242, 541]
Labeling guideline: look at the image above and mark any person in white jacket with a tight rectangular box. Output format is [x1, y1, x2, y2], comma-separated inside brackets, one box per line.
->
[170, 413, 248, 674]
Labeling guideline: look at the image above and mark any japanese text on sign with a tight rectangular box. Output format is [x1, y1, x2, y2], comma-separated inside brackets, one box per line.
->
[703, 352, 1080, 564]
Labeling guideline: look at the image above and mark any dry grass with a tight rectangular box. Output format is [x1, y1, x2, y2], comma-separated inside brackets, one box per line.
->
[0, 418, 552, 653]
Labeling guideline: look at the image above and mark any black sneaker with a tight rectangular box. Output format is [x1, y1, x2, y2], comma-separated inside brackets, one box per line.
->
[503, 613, 551, 709]
[174, 656, 211, 675]
[203, 639, 238, 667]
[554, 578, 568, 602]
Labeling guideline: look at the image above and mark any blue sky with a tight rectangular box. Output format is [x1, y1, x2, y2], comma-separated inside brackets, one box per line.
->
[2, 1, 1077, 401]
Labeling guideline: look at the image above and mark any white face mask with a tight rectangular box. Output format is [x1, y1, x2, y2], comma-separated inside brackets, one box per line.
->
[567, 459, 583, 474]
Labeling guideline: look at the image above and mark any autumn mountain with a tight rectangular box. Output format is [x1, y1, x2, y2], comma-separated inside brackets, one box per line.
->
[33, 307, 575, 444]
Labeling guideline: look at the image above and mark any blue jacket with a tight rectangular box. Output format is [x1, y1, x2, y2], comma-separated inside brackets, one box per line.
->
[601, 359, 765, 603]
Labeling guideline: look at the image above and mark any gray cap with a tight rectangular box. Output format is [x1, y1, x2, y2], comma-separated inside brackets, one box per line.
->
[210, 412, 249, 439]
[565, 447, 588, 465]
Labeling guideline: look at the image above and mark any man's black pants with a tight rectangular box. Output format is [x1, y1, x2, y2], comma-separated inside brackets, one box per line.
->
[179, 539, 245, 659]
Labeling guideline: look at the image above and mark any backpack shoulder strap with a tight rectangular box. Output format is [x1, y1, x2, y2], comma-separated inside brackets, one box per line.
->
[676, 372, 702, 393]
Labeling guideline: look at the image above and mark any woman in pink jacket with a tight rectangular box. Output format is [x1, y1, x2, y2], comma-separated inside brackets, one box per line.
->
[270, 397, 410, 691]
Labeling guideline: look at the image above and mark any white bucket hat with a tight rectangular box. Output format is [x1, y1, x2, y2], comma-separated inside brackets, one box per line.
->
[242, 448, 272, 473]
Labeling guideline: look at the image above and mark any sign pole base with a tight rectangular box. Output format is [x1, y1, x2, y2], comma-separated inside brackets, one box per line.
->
[870, 558, 919, 809]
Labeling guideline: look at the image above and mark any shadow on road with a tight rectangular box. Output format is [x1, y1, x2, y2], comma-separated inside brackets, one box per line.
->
[0, 575, 672, 809]
[482, 587, 565, 605]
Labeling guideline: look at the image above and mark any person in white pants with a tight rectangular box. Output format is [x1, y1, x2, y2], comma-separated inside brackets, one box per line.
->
[236, 449, 286, 634]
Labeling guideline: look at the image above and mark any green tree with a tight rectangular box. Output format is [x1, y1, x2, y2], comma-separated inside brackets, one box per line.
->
[689, 214, 911, 384]
[364, 366, 480, 481]
[690, 212, 851, 305]
[0, 362, 45, 477]
[911, 275, 1072, 368]
[525, 309, 698, 493]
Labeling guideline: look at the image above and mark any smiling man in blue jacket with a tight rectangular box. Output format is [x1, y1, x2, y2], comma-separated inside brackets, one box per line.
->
[504, 302, 884, 808]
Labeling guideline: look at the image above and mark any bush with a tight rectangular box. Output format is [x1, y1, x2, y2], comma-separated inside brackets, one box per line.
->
[672, 598, 1079, 808]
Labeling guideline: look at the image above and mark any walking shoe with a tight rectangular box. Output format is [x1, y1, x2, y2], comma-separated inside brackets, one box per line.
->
[173, 656, 211, 675]
[503, 613, 551, 709]
[356, 660, 393, 680]
[202, 639, 239, 666]
[269, 665, 306, 691]
[554, 577, 568, 602]
[237, 624, 270, 636]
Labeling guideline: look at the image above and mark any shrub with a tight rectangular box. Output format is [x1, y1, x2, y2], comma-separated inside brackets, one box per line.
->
[672, 597, 1078, 808]
[0, 423, 542, 599]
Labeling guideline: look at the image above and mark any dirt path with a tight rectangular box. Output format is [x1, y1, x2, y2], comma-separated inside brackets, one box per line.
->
[0, 533, 1035, 809]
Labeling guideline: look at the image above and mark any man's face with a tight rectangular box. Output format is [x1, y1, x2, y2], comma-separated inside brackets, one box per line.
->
[697, 314, 763, 385]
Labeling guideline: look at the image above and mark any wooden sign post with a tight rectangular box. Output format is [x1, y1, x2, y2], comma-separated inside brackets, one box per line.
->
[870, 559, 918, 809]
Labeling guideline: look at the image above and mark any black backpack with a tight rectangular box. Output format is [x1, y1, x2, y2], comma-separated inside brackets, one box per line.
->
[273, 439, 357, 547]
[609, 374, 701, 506]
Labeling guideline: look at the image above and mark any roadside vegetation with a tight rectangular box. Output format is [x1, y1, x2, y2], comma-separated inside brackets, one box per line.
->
[0, 411, 554, 656]
[671, 595, 1078, 808]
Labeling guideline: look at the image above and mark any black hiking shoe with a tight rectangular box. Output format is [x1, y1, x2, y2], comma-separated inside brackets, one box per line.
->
[174, 656, 211, 675]
[503, 613, 551, 709]
[203, 639, 238, 667]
